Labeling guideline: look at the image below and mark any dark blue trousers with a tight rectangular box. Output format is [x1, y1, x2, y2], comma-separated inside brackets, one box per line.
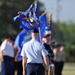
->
[1, 56, 14, 75]
[13, 61, 23, 75]
[26, 63, 45, 75]
[1, 61, 5, 75]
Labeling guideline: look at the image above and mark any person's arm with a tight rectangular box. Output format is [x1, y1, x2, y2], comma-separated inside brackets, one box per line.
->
[21, 44, 27, 75]
[0, 51, 3, 61]
[14, 45, 21, 61]
[0, 41, 6, 61]
[43, 55, 49, 72]
[22, 56, 27, 75]
[41, 44, 49, 72]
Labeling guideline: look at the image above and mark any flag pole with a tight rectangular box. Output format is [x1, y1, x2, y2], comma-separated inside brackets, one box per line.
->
[38, 27, 42, 42]
[47, 9, 53, 75]
[48, 8, 52, 25]
[48, 8, 52, 37]
[33, 0, 42, 42]
[38, 11, 46, 43]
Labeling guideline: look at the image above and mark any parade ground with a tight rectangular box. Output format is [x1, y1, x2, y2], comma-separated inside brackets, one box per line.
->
[0, 63, 75, 75]
[12, 63, 75, 75]
[62, 63, 75, 75]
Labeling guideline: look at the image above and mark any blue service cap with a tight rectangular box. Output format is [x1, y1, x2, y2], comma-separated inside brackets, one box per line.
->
[32, 29, 39, 33]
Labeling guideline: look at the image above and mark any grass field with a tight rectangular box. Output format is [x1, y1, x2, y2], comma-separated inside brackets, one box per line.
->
[62, 63, 75, 75]
[0, 63, 75, 75]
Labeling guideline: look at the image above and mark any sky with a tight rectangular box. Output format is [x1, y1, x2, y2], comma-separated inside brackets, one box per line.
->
[39, 0, 75, 23]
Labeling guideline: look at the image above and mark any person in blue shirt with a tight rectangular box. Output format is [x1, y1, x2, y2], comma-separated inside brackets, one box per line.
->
[21, 29, 49, 75]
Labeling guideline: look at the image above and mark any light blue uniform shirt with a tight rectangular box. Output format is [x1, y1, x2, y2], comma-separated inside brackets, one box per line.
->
[21, 39, 48, 63]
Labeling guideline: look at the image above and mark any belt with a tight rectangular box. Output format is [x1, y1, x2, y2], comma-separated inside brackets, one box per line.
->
[27, 63, 43, 65]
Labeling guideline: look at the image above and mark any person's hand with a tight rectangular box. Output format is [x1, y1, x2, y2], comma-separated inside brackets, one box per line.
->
[45, 66, 48, 73]
[0, 56, 4, 61]
[45, 70, 48, 75]
[23, 71, 25, 75]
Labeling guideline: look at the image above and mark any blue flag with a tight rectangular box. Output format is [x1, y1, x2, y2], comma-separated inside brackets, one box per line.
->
[14, 29, 31, 61]
[20, 1, 40, 30]
[38, 12, 47, 41]
[38, 12, 47, 42]
[13, 1, 40, 30]
[23, 1, 39, 20]
[13, 13, 28, 22]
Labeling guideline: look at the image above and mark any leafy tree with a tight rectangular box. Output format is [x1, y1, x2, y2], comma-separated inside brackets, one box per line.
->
[59, 23, 75, 44]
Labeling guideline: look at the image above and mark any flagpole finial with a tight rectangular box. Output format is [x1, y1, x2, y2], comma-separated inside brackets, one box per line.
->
[48, 8, 52, 23]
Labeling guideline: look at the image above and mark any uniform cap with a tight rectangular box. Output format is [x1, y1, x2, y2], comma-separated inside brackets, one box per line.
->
[44, 34, 51, 38]
[32, 29, 39, 33]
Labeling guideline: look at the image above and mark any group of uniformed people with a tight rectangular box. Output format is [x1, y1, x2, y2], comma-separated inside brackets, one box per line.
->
[0, 28, 65, 75]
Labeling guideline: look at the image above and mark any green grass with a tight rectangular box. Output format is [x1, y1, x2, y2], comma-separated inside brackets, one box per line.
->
[62, 63, 75, 75]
